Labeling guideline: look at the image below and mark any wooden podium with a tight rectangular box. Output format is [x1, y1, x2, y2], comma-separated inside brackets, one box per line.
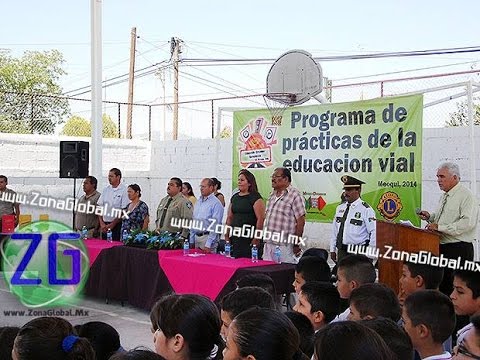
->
[376, 220, 440, 294]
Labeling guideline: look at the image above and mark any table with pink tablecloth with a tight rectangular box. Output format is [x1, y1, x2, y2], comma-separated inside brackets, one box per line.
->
[84, 240, 295, 310]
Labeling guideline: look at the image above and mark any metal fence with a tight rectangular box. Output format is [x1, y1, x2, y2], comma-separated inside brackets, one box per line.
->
[1, 69, 479, 140]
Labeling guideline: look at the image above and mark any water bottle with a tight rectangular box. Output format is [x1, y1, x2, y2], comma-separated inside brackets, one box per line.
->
[122, 229, 128, 242]
[251, 244, 258, 263]
[183, 239, 190, 256]
[274, 245, 282, 264]
[225, 240, 231, 258]
[81, 226, 88, 240]
[106, 228, 112, 243]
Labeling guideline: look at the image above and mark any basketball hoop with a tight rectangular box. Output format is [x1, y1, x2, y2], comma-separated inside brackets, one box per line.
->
[263, 93, 296, 126]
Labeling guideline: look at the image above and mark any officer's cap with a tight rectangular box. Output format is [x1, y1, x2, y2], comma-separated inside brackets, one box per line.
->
[341, 175, 365, 189]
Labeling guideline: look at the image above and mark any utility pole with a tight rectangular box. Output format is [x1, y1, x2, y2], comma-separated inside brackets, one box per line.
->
[126, 27, 137, 139]
[159, 69, 167, 140]
[171, 37, 182, 140]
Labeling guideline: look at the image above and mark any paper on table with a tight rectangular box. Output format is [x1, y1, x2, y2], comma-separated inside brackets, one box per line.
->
[399, 220, 419, 228]
[186, 253, 207, 257]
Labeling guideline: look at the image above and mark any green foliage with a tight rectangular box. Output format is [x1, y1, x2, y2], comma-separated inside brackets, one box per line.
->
[123, 228, 184, 250]
[446, 99, 480, 126]
[0, 50, 70, 134]
[61, 114, 118, 138]
[218, 125, 232, 138]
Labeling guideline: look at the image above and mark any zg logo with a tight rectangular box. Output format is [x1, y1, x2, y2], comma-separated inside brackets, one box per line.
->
[1, 221, 89, 307]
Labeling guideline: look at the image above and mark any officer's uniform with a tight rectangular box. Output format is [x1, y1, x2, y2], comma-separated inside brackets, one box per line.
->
[155, 193, 193, 239]
[330, 175, 376, 262]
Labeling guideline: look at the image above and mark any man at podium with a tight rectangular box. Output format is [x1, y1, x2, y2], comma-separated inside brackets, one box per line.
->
[418, 162, 478, 295]
[330, 175, 376, 263]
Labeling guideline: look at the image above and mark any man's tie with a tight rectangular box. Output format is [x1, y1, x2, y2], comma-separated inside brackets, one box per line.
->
[436, 193, 449, 222]
[159, 197, 173, 228]
[336, 203, 351, 249]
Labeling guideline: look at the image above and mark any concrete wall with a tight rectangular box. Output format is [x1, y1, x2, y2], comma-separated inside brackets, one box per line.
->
[2, 126, 480, 251]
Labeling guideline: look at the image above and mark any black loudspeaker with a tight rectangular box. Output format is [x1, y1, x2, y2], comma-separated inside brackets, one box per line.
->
[59, 141, 89, 178]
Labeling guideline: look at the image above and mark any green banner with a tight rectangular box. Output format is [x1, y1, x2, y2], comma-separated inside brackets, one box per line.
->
[233, 94, 423, 225]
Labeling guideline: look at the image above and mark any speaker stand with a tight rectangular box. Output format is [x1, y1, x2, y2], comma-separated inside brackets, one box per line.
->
[72, 178, 76, 229]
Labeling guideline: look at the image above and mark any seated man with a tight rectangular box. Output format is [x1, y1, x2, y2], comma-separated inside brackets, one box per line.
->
[402, 290, 455, 359]
[220, 286, 275, 341]
[293, 281, 340, 332]
[348, 283, 401, 322]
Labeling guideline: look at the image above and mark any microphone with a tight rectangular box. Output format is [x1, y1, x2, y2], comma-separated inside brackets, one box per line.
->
[415, 207, 422, 215]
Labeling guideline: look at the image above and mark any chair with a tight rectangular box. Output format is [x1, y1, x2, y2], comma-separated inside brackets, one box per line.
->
[18, 214, 32, 227]
[39, 214, 49, 221]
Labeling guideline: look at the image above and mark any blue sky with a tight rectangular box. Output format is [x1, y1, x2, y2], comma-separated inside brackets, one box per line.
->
[1, 0, 479, 137]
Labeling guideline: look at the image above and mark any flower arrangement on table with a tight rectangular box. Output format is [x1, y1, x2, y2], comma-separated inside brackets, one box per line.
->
[122, 229, 184, 250]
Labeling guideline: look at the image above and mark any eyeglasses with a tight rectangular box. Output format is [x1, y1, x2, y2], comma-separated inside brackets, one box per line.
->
[271, 175, 284, 179]
[454, 342, 480, 359]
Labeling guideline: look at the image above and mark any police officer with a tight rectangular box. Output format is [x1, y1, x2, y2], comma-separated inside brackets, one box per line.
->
[330, 175, 376, 263]
[155, 177, 193, 239]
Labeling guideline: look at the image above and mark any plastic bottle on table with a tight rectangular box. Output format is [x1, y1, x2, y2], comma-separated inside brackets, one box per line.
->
[225, 240, 231, 258]
[183, 239, 190, 256]
[251, 244, 258, 263]
[106, 228, 112, 243]
[81, 226, 88, 240]
[274, 245, 282, 264]
[122, 229, 128, 242]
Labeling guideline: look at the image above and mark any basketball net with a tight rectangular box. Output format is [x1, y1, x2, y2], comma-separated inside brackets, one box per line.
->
[263, 93, 296, 126]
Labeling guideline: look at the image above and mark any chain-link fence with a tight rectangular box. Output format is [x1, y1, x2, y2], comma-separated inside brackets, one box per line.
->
[2, 70, 479, 140]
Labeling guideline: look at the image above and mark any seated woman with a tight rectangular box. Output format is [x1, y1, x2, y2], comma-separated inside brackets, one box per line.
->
[121, 184, 149, 235]
[181, 182, 197, 205]
[223, 308, 308, 360]
[150, 294, 223, 360]
[12, 316, 95, 360]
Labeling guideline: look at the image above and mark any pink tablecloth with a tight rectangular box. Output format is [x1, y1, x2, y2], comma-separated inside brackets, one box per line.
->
[158, 250, 275, 300]
[84, 239, 123, 266]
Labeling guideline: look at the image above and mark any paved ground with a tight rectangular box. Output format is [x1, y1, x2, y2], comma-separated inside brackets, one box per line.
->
[0, 275, 155, 351]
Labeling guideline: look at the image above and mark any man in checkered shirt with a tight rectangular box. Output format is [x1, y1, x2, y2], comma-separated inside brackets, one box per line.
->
[263, 167, 306, 263]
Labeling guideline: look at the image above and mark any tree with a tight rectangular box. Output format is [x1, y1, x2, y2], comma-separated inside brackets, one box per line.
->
[217, 125, 232, 138]
[0, 50, 70, 134]
[61, 114, 119, 138]
[446, 99, 480, 126]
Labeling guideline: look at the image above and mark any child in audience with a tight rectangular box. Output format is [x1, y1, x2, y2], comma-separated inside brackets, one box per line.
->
[450, 266, 480, 345]
[13, 317, 95, 360]
[0, 326, 19, 360]
[235, 273, 281, 309]
[293, 255, 332, 293]
[293, 281, 340, 332]
[452, 314, 480, 359]
[348, 283, 401, 322]
[284, 311, 315, 358]
[398, 261, 444, 305]
[110, 348, 166, 360]
[314, 321, 396, 360]
[220, 286, 275, 340]
[361, 318, 414, 360]
[74, 321, 123, 360]
[222, 308, 308, 360]
[150, 294, 223, 360]
[402, 290, 456, 359]
[332, 254, 376, 322]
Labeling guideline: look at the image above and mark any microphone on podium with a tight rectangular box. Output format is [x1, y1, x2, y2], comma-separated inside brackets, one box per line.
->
[415, 207, 422, 215]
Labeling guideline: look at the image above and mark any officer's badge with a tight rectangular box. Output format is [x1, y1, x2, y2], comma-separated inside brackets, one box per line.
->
[377, 191, 403, 220]
[354, 212, 361, 219]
